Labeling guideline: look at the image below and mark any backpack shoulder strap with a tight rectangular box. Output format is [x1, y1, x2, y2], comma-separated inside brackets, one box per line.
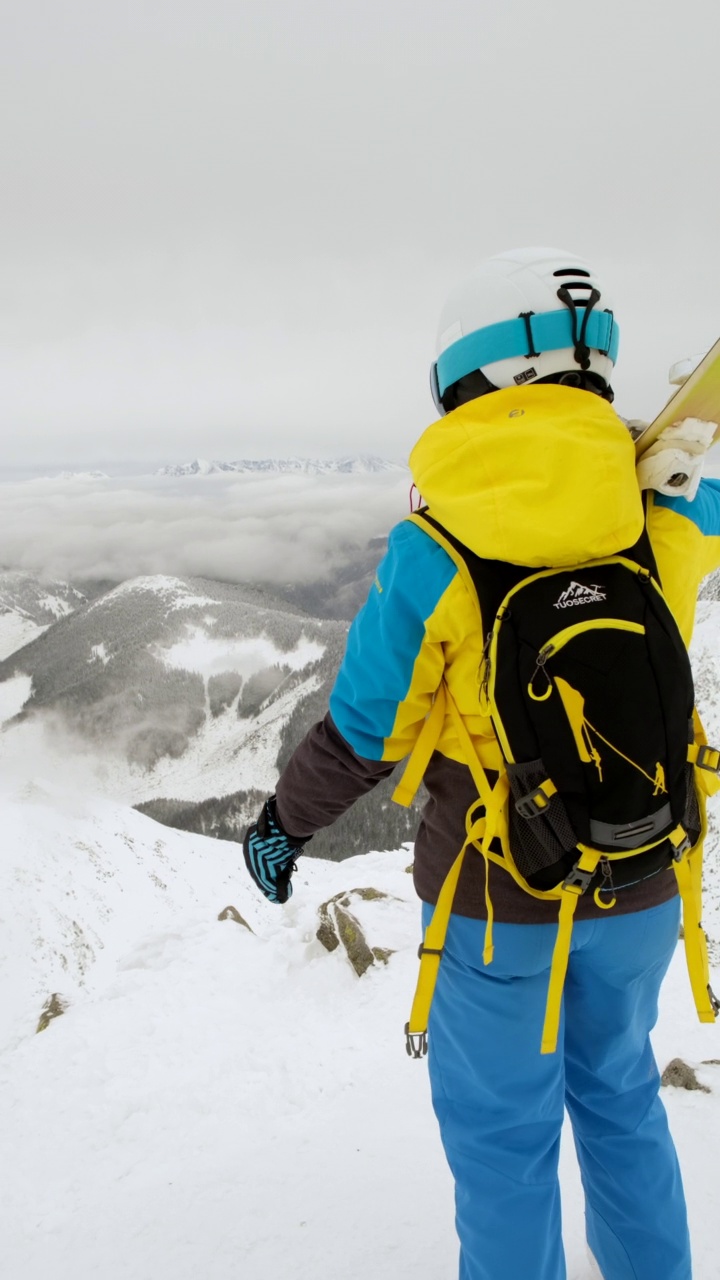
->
[393, 512, 507, 811]
[411, 509, 529, 632]
[406, 511, 483, 616]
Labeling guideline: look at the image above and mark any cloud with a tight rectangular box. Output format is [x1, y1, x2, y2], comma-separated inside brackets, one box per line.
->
[0, 470, 410, 586]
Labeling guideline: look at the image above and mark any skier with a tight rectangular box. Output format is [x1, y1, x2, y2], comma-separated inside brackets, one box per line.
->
[243, 247, 720, 1280]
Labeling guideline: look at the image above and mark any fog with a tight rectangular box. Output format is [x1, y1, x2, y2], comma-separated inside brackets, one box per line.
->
[0, 470, 409, 586]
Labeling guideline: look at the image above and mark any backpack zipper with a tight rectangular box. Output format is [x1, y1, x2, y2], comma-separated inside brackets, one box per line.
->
[539, 618, 646, 663]
[530, 619, 646, 694]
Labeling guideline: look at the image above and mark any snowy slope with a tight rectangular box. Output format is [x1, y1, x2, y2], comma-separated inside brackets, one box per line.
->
[1, 791, 720, 1280]
[0, 570, 86, 660]
[0, 585, 719, 1280]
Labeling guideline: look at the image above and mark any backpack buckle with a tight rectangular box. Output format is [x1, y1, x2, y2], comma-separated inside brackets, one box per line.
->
[696, 744, 720, 774]
[404, 1023, 428, 1059]
[562, 864, 594, 895]
[516, 782, 555, 820]
[669, 827, 692, 860]
[418, 944, 444, 960]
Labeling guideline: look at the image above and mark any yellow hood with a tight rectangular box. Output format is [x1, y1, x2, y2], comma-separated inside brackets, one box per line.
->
[409, 385, 644, 567]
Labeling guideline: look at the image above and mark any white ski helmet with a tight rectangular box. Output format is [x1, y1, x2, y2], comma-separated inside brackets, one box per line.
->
[430, 246, 618, 415]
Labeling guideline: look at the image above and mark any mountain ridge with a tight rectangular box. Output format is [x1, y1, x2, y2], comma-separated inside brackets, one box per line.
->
[155, 456, 407, 477]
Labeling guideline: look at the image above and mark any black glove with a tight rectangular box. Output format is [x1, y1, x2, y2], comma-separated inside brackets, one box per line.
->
[242, 796, 309, 904]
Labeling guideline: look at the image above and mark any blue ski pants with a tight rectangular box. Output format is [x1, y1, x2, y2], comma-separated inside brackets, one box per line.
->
[422, 897, 690, 1280]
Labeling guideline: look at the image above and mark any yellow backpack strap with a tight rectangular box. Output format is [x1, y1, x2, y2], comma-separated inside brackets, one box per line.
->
[443, 682, 498, 812]
[541, 845, 602, 1054]
[406, 511, 481, 605]
[688, 741, 720, 786]
[690, 710, 720, 797]
[393, 683, 447, 808]
[405, 799, 488, 1058]
[392, 510, 490, 811]
[672, 830, 719, 1024]
[404, 683, 512, 1057]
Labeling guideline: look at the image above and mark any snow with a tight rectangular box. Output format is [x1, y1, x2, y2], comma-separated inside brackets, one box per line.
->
[0, 552, 718, 1278]
[157, 627, 324, 680]
[0, 672, 33, 721]
[1, 777, 720, 1280]
[38, 592, 77, 619]
[0, 659, 324, 804]
[122, 669, 324, 802]
[0, 612, 47, 660]
[94, 576, 218, 608]
[54, 470, 110, 481]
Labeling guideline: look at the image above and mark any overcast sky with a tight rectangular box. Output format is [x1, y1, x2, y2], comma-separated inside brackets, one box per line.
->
[3, 0, 720, 472]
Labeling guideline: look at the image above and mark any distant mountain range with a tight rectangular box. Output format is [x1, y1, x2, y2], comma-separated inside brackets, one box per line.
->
[154, 456, 407, 477]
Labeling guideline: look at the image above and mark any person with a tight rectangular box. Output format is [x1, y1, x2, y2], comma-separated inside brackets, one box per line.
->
[243, 247, 720, 1280]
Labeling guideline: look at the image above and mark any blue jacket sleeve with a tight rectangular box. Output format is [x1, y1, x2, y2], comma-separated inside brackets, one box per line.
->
[654, 477, 720, 577]
[329, 520, 458, 761]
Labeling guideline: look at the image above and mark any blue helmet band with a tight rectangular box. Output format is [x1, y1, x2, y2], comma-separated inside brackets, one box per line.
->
[435, 307, 619, 397]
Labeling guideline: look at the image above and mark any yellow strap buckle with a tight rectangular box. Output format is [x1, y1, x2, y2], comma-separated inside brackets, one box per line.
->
[404, 1023, 428, 1059]
[694, 744, 720, 774]
[515, 779, 557, 820]
[561, 863, 596, 896]
[668, 824, 692, 860]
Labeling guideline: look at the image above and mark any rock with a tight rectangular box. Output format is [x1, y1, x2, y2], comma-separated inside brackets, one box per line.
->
[315, 888, 398, 974]
[316, 904, 340, 953]
[334, 904, 376, 977]
[36, 993, 68, 1033]
[661, 1058, 710, 1092]
[350, 886, 387, 902]
[217, 905, 253, 930]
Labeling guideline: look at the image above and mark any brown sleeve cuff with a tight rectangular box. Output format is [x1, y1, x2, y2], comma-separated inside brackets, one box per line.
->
[275, 713, 396, 839]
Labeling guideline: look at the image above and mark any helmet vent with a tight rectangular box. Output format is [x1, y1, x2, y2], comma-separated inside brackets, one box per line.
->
[553, 268, 591, 278]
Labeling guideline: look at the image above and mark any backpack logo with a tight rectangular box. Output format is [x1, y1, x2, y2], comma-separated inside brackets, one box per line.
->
[553, 581, 606, 609]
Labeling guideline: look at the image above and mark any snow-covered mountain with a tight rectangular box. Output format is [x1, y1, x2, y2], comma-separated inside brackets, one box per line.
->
[0, 571, 421, 859]
[0, 570, 87, 660]
[1, 783, 720, 1280]
[54, 470, 110, 481]
[0, 566, 719, 1278]
[155, 455, 407, 477]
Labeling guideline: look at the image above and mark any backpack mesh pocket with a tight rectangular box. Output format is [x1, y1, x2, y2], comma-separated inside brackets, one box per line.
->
[506, 759, 578, 882]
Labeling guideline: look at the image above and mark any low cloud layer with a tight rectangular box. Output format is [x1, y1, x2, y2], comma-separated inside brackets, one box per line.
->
[0, 470, 411, 587]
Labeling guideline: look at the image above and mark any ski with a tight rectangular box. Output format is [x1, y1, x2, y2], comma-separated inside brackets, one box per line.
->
[634, 337, 720, 458]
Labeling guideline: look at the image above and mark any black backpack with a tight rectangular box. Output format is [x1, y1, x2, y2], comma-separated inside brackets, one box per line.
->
[398, 511, 719, 1056]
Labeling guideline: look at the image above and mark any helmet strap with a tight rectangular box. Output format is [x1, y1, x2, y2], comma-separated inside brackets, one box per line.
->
[556, 285, 601, 371]
[439, 368, 500, 414]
